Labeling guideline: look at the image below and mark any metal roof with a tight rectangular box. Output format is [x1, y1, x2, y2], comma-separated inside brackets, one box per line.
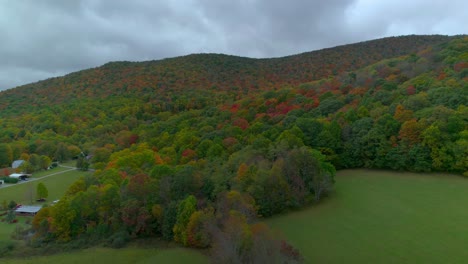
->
[12, 160, 25, 169]
[15, 205, 42, 214]
[9, 173, 31, 178]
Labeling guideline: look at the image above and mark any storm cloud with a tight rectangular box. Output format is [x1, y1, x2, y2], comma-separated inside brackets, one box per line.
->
[0, 0, 466, 90]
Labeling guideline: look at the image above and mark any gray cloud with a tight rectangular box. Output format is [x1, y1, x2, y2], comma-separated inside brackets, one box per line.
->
[0, 0, 466, 90]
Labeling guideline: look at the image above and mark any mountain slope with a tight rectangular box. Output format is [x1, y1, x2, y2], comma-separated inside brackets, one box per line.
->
[0, 35, 454, 116]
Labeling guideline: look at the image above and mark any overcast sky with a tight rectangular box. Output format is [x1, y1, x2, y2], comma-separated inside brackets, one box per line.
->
[0, 0, 466, 90]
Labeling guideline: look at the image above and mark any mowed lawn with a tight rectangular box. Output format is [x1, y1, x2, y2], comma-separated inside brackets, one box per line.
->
[3, 247, 208, 264]
[0, 169, 89, 205]
[268, 169, 468, 263]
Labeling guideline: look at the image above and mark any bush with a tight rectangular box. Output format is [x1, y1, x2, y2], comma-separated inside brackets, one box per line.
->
[107, 230, 130, 248]
[8, 201, 17, 210]
[6, 210, 16, 223]
[11, 225, 28, 240]
[0, 241, 15, 257]
[0, 177, 19, 184]
[65, 238, 90, 250]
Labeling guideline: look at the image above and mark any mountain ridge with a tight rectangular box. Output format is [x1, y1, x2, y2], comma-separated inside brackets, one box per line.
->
[0, 34, 461, 116]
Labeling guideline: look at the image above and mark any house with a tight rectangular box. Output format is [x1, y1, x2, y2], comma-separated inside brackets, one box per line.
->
[9, 173, 32, 180]
[14, 205, 42, 216]
[12, 160, 25, 169]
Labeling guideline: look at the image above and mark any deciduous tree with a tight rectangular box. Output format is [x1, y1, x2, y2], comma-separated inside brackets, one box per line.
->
[36, 183, 49, 200]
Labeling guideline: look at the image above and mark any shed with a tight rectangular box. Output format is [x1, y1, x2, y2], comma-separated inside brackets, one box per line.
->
[15, 205, 42, 216]
[9, 173, 32, 180]
[12, 160, 25, 169]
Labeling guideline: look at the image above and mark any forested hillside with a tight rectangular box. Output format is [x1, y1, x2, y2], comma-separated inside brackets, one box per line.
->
[0, 35, 466, 261]
[0, 35, 451, 115]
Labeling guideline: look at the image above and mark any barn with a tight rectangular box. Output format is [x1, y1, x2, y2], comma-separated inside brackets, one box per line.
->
[15, 205, 42, 216]
[9, 173, 32, 180]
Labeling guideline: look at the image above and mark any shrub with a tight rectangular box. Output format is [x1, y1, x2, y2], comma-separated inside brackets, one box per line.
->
[6, 210, 16, 223]
[107, 230, 130, 248]
[8, 201, 17, 210]
[0, 177, 19, 184]
[0, 241, 15, 257]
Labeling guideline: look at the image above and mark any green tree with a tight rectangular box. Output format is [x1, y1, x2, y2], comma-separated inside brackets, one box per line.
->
[40, 155, 52, 170]
[18, 161, 34, 174]
[162, 201, 178, 241]
[55, 143, 71, 162]
[173, 195, 197, 246]
[185, 208, 214, 248]
[98, 183, 121, 223]
[65, 178, 87, 197]
[0, 144, 13, 167]
[36, 182, 49, 200]
[453, 131, 468, 174]
[6, 209, 16, 223]
[29, 154, 41, 171]
[36, 141, 57, 158]
[8, 200, 17, 210]
[284, 147, 335, 203]
[249, 159, 290, 217]
[76, 157, 90, 171]
[32, 207, 51, 238]
[50, 198, 76, 241]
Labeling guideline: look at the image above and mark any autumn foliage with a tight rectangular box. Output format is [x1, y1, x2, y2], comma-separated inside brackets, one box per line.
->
[0, 35, 464, 260]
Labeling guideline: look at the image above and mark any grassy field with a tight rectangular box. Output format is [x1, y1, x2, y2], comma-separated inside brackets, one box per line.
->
[3, 247, 208, 264]
[0, 169, 89, 245]
[0, 217, 29, 246]
[30, 166, 72, 178]
[268, 169, 468, 263]
[0, 169, 89, 205]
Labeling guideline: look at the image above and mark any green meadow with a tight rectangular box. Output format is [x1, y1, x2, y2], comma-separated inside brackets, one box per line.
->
[0, 169, 88, 205]
[2, 247, 208, 264]
[268, 170, 468, 263]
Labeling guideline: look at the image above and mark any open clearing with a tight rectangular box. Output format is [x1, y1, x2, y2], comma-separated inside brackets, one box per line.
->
[0, 169, 88, 205]
[268, 169, 468, 263]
